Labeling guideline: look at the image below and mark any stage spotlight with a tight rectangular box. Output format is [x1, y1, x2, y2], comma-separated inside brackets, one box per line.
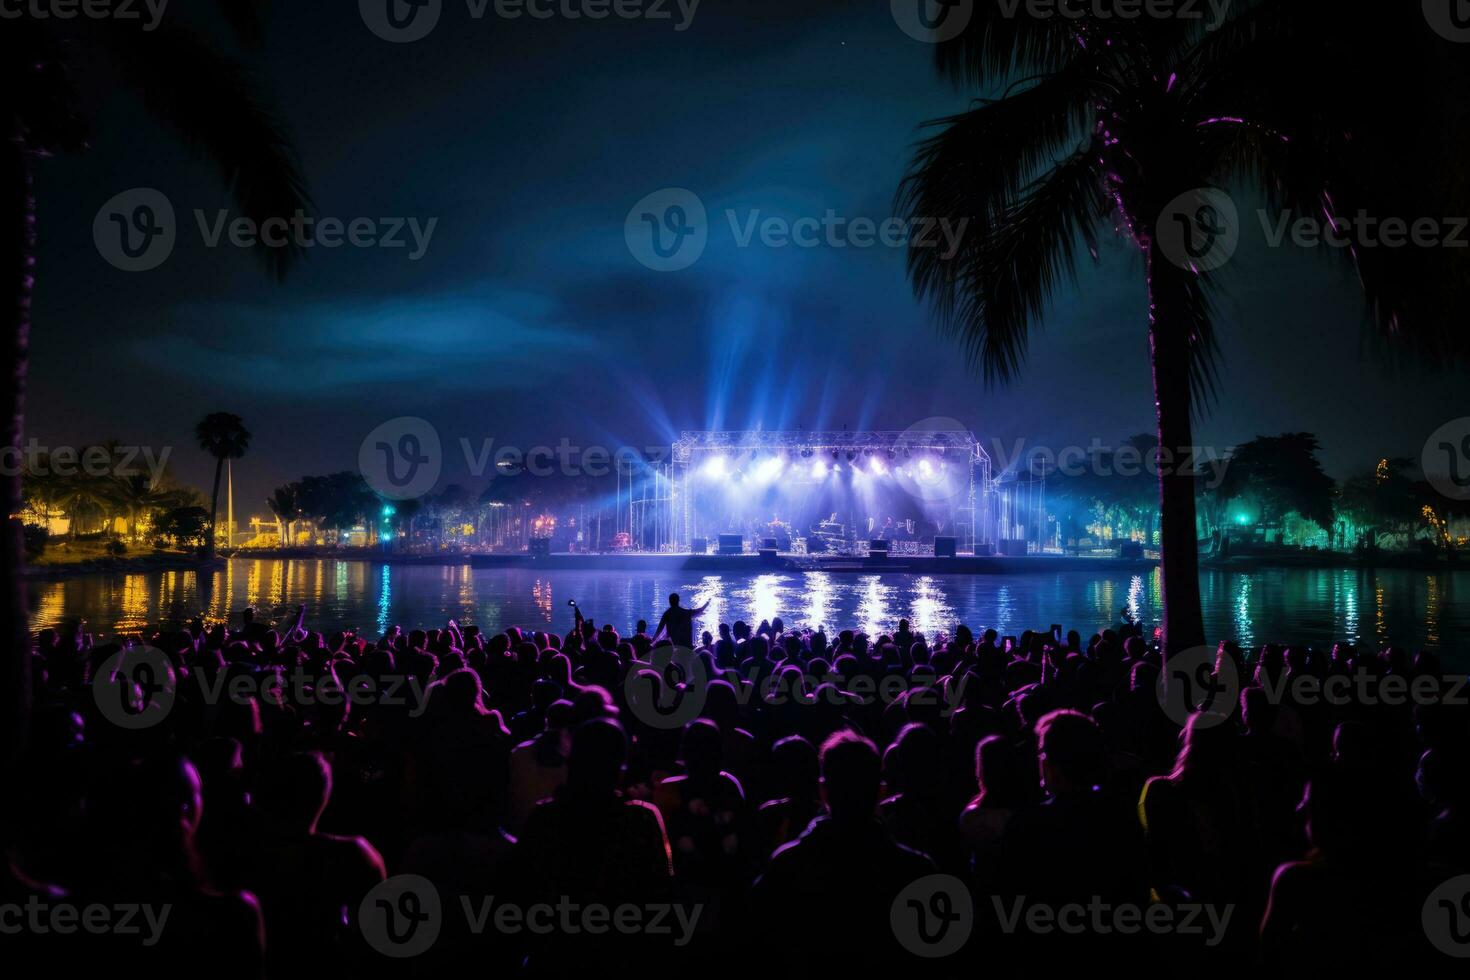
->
[831, 450, 840, 461]
[702, 456, 727, 478]
[918, 458, 934, 474]
[800, 447, 813, 459]
[869, 457, 887, 475]
[754, 455, 785, 484]
[845, 450, 857, 462]
[812, 459, 828, 479]
[887, 449, 896, 460]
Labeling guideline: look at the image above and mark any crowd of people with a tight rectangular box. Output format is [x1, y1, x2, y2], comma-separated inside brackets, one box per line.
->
[5, 597, 1468, 975]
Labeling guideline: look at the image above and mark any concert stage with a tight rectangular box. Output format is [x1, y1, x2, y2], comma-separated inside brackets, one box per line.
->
[468, 551, 1155, 574]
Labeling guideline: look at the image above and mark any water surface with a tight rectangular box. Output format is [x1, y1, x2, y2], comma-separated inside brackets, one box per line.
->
[29, 560, 1468, 656]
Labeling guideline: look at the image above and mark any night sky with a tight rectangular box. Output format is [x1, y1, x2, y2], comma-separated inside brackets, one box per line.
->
[28, 2, 1464, 511]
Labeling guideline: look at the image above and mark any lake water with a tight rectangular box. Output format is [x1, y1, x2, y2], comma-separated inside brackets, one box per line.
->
[26, 560, 1469, 656]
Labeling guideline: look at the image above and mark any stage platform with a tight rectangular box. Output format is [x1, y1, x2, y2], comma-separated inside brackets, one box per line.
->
[468, 552, 1158, 574]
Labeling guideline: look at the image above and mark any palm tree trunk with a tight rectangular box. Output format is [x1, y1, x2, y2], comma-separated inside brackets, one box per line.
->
[0, 129, 34, 772]
[1148, 247, 1207, 656]
[207, 456, 223, 557]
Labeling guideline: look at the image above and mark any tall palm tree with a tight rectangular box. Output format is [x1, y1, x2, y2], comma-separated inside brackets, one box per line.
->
[196, 413, 251, 557]
[1, 5, 308, 765]
[898, 2, 1466, 653]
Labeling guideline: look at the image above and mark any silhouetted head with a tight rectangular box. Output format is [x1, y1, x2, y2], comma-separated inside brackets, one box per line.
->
[819, 730, 882, 821]
[669, 593, 681, 607]
[1035, 709, 1104, 795]
[261, 751, 332, 834]
[567, 718, 628, 796]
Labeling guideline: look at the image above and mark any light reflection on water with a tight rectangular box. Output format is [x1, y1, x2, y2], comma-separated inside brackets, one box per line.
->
[26, 560, 1470, 658]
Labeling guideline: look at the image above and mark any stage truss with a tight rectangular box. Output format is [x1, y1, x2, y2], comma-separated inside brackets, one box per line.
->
[671, 429, 995, 554]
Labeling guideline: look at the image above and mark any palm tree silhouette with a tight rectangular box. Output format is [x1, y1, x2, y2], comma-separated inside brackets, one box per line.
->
[1, 6, 308, 760]
[196, 412, 251, 557]
[268, 483, 301, 548]
[898, 4, 1466, 653]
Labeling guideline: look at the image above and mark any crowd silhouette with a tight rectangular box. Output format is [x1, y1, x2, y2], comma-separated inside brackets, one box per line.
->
[5, 598, 1467, 975]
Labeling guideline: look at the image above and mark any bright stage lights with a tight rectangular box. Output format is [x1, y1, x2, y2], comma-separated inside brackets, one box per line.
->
[812, 459, 828, 479]
[869, 457, 887, 475]
[753, 455, 786, 484]
[702, 456, 728, 478]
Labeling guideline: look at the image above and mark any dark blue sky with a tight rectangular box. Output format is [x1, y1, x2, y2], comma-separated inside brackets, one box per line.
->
[28, 1, 1462, 510]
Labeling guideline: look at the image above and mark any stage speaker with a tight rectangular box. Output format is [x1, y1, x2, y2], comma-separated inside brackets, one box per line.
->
[869, 539, 889, 554]
[999, 539, 1028, 557]
[762, 537, 778, 550]
[529, 538, 551, 557]
[690, 536, 708, 555]
[1118, 541, 1144, 560]
[973, 542, 995, 557]
[718, 533, 744, 555]
[934, 536, 957, 558]
[758, 548, 780, 563]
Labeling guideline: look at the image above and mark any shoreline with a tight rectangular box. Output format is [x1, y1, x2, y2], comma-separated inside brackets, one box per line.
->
[21, 548, 1463, 580]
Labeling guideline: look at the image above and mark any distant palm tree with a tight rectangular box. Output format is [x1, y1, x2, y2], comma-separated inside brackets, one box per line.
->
[1, 6, 308, 763]
[196, 413, 251, 557]
[268, 483, 300, 548]
[898, 3, 1465, 653]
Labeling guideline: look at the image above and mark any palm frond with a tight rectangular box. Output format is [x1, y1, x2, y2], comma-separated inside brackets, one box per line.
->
[910, 143, 1111, 385]
[104, 23, 310, 278]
